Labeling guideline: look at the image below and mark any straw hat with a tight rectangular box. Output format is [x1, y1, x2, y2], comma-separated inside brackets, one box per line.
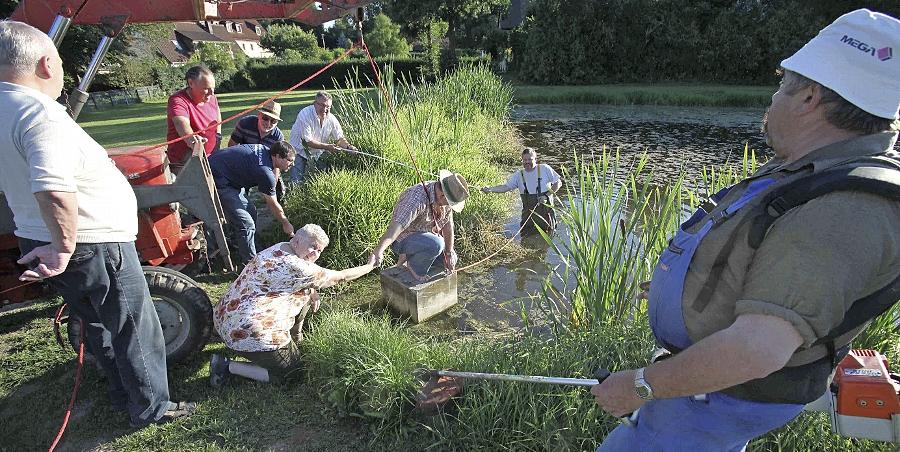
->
[438, 169, 469, 213]
[258, 100, 282, 121]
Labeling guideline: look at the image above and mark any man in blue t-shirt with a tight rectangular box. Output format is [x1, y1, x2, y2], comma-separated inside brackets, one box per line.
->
[210, 141, 296, 264]
[227, 100, 285, 148]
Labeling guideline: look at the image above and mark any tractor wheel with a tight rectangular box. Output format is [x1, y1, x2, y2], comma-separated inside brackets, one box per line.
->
[68, 266, 213, 365]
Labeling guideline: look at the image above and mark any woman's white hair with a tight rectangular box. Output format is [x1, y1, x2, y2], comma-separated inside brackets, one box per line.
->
[293, 224, 329, 248]
[0, 21, 55, 77]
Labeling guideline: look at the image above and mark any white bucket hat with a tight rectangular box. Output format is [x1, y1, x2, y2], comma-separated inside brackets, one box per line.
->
[780, 9, 899, 120]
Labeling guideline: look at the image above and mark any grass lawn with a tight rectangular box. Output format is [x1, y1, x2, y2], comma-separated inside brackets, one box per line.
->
[76, 89, 336, 148]
[511, 83, 776, 107]
[0, 89, 390, 451]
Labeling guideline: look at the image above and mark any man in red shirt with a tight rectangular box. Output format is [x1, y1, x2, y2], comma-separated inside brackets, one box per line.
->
[165, 65, 222, 174]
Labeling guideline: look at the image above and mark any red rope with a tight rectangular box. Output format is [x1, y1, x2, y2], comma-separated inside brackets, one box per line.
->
[358, 40, 451, 270]
[48, 316, 84, 452]
[136, 45, 357, 154]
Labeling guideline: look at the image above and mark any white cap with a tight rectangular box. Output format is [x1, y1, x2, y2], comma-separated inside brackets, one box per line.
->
[781, 9, 899, 120]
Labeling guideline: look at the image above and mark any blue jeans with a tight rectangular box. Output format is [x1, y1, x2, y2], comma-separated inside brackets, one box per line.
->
[288, 154, 318, 183]
[19, 238, 172, 425]
[216, 181, 258, 265]
[392, 232, 446, 276]
[596, 392, 803, 452]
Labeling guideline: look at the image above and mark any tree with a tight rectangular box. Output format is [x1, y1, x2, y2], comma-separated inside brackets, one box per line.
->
[187, 42, 244, 84]
[260, 23, 320, 59]
[365, 13, 410, 57]
[382, 0, 509, 51]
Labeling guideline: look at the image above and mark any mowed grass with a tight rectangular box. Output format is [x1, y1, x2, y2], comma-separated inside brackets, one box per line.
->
[76, 89, 364, 148]
[511, 83, 776, 107]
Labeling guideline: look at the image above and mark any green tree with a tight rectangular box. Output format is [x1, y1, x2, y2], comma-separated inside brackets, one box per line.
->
[383, 0, 509, 51]
[365, 13, 410, 57]
[187, 42, 244, 86]
[260, 23, 320, 59]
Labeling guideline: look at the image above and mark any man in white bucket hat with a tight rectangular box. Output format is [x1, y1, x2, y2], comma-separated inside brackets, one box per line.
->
[370, 170, 469, 282]
[591, 9, 900, 451]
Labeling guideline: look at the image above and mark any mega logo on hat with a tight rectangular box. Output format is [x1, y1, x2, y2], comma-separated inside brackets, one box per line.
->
[780, 9, 900, 120]
[839, 35, 892, 61]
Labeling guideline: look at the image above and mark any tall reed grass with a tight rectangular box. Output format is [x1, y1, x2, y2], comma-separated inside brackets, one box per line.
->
[275, 66, 519, 269]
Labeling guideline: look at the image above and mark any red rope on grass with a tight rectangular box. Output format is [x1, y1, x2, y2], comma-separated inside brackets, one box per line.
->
[48, 316, 85, 452]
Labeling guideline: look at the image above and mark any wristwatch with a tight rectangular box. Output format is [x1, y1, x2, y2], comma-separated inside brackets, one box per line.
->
[634, 367, 654, 400]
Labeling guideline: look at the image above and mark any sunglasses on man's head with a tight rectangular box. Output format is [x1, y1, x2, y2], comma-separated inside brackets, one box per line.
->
[260, 116, 279, 124]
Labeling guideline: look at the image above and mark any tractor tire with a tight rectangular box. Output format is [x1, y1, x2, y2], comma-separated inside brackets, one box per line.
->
[68, 266, 213, 365]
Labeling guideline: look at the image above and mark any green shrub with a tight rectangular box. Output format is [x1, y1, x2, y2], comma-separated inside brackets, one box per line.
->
[275, 66, 518, 269]
[244, 58, 427, 90]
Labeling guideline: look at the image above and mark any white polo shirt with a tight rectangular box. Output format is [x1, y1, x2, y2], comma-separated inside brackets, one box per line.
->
[0, 82, 137, 243]
[288, 104, 345, 160]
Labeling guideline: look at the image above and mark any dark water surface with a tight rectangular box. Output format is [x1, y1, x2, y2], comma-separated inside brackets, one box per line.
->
[432, 104, 773, 333]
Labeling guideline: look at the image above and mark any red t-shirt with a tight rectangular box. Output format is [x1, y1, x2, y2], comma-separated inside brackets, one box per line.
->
[165, 89, 220, 163]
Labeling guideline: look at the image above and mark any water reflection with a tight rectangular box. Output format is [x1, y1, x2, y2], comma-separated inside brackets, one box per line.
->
[436, 104, 774, 333]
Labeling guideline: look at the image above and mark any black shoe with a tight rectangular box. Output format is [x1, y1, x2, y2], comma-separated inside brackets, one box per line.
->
[131, 401, 197, 428]
[210, 354, 231, 389]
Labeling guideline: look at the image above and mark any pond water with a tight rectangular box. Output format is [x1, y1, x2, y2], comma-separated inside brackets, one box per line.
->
[428, 104, 773, 333]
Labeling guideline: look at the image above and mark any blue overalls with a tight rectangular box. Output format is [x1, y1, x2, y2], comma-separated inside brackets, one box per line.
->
[597, 178, 805, 452]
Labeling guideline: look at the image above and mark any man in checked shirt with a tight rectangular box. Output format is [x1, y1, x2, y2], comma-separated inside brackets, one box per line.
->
[369, 170, 470, 282]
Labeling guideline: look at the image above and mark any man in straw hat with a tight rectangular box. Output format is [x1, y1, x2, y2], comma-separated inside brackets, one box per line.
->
[228, 100, 286, 149]
[370, 170, 470, 282]
[591, 9, 899, 450]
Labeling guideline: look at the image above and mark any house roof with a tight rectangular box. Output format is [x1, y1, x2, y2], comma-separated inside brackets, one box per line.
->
[157, 38, 189, 64]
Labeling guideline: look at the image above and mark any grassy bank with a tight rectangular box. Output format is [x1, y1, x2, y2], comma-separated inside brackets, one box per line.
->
[511, 84, 775, 107]
[276, 66, 520, 269]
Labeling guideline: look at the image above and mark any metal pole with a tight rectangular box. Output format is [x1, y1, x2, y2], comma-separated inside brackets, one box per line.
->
[67, 35, 116, 119]
[47, 15, 73, 47]
[432, 369, 601, 387]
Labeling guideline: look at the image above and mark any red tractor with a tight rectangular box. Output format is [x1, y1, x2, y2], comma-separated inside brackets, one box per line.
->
[0, 0, 374, 363]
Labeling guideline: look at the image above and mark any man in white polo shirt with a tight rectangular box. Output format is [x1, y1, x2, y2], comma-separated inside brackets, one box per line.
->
[287, 90, 357, 183]
[0, 21, 194, 428]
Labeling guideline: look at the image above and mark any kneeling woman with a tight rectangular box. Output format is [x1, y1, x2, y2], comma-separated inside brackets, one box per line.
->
[210, 224, 373, 386]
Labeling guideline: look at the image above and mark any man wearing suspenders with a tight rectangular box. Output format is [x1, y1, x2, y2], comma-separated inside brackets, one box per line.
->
[482, 147, 562, 235]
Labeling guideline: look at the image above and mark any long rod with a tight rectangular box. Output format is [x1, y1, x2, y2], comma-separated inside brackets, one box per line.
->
[336, 147, 430, 174]
[433, 369, 600, 387]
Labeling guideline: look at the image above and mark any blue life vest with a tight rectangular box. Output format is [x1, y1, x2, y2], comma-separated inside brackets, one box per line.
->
[648, 178, 774, 350]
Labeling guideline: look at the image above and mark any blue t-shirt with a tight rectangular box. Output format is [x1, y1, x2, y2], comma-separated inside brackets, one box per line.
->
[230, 115, 284, 148]
[209, 144, 277, 196]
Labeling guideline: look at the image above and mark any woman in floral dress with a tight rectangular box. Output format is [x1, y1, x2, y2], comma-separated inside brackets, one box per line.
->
[210, 224, 373, 386]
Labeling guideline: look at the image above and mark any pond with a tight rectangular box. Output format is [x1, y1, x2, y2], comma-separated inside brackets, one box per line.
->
[428, 104, 773, 333]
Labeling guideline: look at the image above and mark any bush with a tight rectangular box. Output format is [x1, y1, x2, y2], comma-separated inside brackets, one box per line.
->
[244, 58, 427, 90]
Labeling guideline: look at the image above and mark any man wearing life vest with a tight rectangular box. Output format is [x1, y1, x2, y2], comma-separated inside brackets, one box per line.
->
[481, 147, 562, 235]
[591, 9, 900, 451]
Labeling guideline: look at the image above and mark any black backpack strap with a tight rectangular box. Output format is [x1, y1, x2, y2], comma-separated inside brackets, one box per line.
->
[747, 166, 900, 248]
[692, 165, 900, 314]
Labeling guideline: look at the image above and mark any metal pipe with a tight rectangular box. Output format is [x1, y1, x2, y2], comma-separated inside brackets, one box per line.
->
[67, 35, 116, 119]
[78, 35, 115, 92]
[431, 369, 602, 387]
[47, 15, 73, 47]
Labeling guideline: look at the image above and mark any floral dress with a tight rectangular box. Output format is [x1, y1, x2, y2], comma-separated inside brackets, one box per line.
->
[213, 243, 328, 352]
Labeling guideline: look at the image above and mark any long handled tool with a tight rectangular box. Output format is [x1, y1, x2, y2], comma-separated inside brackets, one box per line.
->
[415, 367, 637, 425]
